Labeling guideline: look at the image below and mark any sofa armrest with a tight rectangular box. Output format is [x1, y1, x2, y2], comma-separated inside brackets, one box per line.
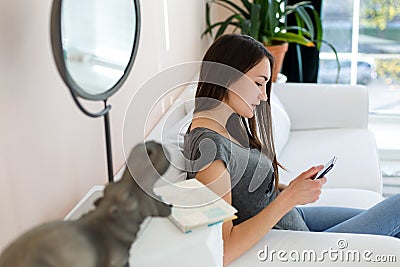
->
[130, 218, 223, 267]
[229, 229, 400, 266]
[273, 83, 369, 130]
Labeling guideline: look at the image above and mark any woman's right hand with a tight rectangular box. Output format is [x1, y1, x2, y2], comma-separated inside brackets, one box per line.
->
[281, 166, 327, 206]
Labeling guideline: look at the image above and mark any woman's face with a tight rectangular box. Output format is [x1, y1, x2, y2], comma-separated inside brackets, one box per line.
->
[225, 57, 271, 118]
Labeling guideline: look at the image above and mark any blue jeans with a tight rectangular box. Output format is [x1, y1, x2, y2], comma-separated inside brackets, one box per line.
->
[296, 194, 400, 238]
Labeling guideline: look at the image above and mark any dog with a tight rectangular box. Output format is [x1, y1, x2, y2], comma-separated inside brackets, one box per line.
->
[0, 141, 171, 267]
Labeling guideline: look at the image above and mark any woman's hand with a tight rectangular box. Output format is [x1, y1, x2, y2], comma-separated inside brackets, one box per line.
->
[280, 166, 327, 206]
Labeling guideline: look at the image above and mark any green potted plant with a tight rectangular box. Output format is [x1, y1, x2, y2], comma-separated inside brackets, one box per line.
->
[203, 0, 338, 82]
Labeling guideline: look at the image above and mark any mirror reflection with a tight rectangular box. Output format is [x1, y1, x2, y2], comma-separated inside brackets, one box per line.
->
[61, 0, 136, 95]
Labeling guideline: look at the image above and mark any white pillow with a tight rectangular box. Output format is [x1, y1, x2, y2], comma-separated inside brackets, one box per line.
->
[183, 83, 197, 114]
[148, 110, 194, 187]
[270, 90, 291, 156]
[147, 75, 198, 187]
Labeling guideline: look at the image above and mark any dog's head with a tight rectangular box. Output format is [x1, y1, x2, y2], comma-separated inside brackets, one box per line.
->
[97, 141, 171, 222]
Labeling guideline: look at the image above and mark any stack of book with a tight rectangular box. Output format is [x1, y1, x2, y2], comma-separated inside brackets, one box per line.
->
[154, 178, 237, 233]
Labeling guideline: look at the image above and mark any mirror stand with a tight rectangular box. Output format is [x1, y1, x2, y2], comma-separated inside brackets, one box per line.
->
[103, 102, 114, 183]
[71, 93, 114, 182]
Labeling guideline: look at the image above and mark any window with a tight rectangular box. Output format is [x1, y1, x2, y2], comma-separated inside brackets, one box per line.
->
[318, 0, 400, 115]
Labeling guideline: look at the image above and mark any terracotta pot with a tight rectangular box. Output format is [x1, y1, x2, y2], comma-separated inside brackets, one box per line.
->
[265, 43, 288, 82]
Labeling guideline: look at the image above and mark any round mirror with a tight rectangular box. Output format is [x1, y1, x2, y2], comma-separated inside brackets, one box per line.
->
[51, 0, 140, 100]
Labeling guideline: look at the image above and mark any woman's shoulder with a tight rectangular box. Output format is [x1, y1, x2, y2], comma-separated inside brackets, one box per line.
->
[184, 127, 235, 174]
[185, 127, 229, 146]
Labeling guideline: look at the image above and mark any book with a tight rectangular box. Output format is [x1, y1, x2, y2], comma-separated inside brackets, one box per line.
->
[154, 178, 237, 233]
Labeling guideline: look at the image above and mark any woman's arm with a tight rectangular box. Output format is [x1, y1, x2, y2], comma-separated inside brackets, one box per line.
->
[196, 161, 325, 266]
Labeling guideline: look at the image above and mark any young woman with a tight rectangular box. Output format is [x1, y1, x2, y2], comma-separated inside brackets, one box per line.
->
[183, 34, 400, 266]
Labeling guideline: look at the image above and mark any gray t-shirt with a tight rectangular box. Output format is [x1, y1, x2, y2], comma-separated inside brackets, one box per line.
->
[184, 127, 309, 231]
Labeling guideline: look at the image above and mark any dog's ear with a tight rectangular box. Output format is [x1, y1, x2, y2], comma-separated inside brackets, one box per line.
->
[94, 197, 104, 207]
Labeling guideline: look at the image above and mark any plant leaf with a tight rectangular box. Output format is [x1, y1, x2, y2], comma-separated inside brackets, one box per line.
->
[205, 2, 212, 37]
[212, 0, 250, 18]
[285, 26, 312, 38]
[203, 0, 246, 39]
[316, 40, 341, 83]
[287, 1, 312, 10]
[312, 8, 323, 50]
[265, 0, 276, 34]
[215, 14, 244, 39]
[294, 6, 314, 39]
[242, 19, 251, 36]
[258, 0, 268, 35]
[202, 21, 240, 37]
[273, 32, 315, 47]
[294, 13, 304, 37]
[250, 4, 261, 40]
[240, 0, 252, 13]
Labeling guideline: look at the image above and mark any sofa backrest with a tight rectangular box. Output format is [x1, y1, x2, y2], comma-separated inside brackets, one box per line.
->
[272, 83, 369, 130]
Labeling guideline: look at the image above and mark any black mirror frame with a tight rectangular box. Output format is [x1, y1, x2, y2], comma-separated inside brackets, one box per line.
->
[50, 0, 141, 101]
[50, 0, 141, 183]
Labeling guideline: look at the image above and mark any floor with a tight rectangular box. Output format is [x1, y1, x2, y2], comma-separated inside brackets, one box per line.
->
[380, 160, 400, 198]
[368, 116, 400, 198]
[364, 75, 400, 198]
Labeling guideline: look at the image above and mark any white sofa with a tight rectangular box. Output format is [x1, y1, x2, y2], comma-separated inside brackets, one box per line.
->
[146, 81, 400, 266]
[67, 82, 400, 266]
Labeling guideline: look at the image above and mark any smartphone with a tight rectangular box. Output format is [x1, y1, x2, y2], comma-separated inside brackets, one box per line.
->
[314, 156, 337, 179]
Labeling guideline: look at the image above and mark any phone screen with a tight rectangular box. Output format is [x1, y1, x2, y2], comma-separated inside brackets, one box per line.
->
[314, 156, 337, 179]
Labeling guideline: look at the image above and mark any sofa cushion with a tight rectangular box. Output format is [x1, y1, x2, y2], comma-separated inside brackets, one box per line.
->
[229, 227, 400, 267]
[306, 188, 384, 209]
[278, 129, 382, 194]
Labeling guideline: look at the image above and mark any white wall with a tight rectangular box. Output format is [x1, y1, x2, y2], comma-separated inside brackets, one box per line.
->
[0, 0, 211, 251]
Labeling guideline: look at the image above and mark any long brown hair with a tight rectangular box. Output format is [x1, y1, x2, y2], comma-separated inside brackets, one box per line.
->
[194, 34, 281, 190]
